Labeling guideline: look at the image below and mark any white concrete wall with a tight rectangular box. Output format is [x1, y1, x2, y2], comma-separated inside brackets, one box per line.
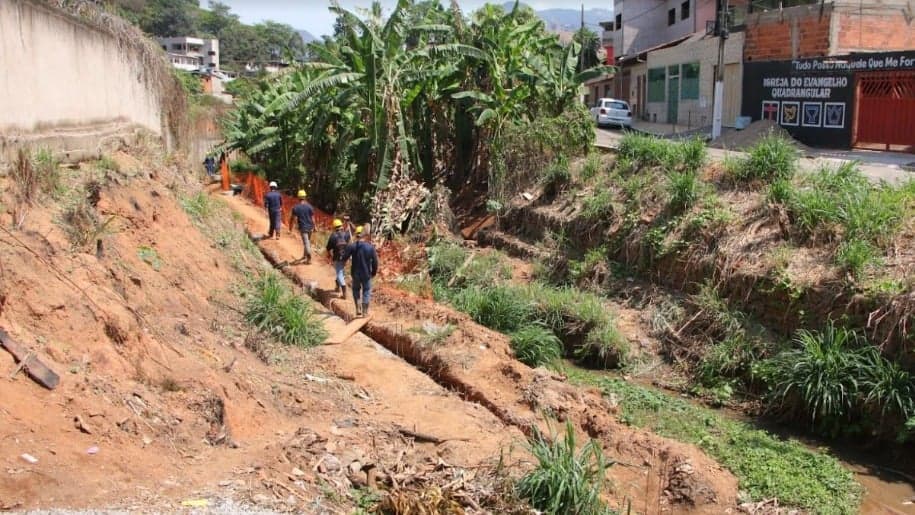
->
[0, 0, 172, 161]
[644, 31, 744, 127]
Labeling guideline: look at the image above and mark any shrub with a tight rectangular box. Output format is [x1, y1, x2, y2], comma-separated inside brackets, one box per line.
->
[764, 323, 863, 435]
[575, 321, 628, 368]
[245, 273, 327, 347]
[679, 137, 707, 174]
[729, 134, 798, 183]
[427, 241, 469, 281]
[667, 171, 700, 213]
[516, 422, 612, 515]
[541, 157, 571, 195]
[858, 349, 915, 435]
[581, 188, 616, 221]
[835, 240, 879, 278]
[580, 152, 603, 182]
[510, 325, 563, 367]
[451, 285, 534, 332]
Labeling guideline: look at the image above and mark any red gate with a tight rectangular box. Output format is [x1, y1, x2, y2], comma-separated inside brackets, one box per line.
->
[853, 71, 915, 151]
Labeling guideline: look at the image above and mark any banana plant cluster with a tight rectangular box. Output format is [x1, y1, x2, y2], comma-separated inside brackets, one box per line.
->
[221, 0, 613, 217]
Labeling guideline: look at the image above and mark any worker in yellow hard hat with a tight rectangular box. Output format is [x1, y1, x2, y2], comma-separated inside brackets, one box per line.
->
[289, 189, 314, 264]
[340, 225, 378, 317]
[325, 218, 351, 298]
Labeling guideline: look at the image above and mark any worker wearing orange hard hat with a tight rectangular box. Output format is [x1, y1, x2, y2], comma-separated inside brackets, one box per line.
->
[325, 218, 351, 298]
[289, 190, 314, 264]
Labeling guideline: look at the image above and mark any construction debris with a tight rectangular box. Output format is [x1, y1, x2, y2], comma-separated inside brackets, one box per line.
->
[0, 328, 59, 390]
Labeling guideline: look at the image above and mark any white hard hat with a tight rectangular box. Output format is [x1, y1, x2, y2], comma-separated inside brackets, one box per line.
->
[268, 181, 278, 188]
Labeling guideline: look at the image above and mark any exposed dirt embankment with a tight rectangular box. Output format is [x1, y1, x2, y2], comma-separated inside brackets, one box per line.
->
[0, 148, 524, 512]
[484, 165, 914, 364]
[225, 194, 741, 513]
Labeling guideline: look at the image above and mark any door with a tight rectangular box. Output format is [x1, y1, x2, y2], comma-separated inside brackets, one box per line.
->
[854, 71, 915, 150]
[723, 63, 742, 127]
[667, 77, 679, 124]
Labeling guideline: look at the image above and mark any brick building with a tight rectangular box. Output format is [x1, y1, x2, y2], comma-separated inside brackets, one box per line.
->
[742, 1, 915, 150]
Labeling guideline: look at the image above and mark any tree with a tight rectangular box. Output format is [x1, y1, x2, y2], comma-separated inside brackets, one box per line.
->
[573, 28, 601, 72]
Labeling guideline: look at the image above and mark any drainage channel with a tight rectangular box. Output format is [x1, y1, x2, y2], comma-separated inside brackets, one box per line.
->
[247, 231, 537, 437]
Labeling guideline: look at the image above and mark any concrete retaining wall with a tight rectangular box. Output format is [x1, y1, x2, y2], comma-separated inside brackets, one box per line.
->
[0, 0, 177, 163]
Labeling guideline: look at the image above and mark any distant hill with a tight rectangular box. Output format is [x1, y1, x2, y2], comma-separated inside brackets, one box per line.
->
[501, 2, 612, 33]
[297, 29, 317, 43]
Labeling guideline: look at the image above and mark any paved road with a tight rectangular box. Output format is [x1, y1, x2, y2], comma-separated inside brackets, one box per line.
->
[594, 128, 914, 184]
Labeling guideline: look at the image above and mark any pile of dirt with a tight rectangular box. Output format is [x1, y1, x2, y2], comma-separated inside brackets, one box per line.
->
[711, 119, 811, 153]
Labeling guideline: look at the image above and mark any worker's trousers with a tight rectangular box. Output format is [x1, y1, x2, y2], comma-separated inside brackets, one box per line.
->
[352, 274, 372, 306]
[333, 261, 346, 288]
[267, 210, 282, 238]
[300, 230, 312, 259]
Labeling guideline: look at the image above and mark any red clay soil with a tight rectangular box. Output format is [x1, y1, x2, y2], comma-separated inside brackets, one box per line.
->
[0, 151, 518, 512]
[225, 194, 741, 514]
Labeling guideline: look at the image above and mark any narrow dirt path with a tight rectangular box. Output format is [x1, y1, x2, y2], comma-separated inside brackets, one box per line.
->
[223, 193, 741, 514]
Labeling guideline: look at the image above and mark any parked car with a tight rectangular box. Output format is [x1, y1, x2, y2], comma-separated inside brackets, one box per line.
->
[590, 98, 632, 129]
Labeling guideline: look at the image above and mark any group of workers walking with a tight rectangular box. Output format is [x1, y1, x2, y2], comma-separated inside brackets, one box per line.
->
[263, 181, 378, 317]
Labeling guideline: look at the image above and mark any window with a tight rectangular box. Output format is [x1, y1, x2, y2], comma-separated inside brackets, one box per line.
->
[615, 14, 622, 30]
[608, 101, 629, 110]
[208, 51, 216, 56]
[681, 62, 700, 100]
[668, 8, 676, 25]
[648, 68, 666, 102]
[681, 1, 690, 20]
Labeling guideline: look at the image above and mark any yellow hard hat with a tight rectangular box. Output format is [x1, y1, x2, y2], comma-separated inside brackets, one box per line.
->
[355, 226, 364, 235]
[297, 189, 307, 199]
[333, 219, 343, 228]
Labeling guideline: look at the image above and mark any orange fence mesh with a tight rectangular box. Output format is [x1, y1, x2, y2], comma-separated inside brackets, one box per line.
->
[233, 172, 334, 231]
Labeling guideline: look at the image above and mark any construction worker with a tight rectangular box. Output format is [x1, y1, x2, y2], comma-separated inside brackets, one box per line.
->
[325, 219, 351, 298]
[203, 155, 216, 177]
[341, 226, 378, 317]
[264, 181, 282, 240]
[290, 190, 314, 263]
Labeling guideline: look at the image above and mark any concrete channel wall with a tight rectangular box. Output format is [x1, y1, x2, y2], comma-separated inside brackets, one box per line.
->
[0, 0, 176, 164]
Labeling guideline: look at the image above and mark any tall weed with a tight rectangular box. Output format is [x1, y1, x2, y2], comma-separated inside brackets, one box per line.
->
[516, 422, 612, 515]
[245, 273, 327, 347]
[729, 134, 798, 183]
[510, 325, 563, 368]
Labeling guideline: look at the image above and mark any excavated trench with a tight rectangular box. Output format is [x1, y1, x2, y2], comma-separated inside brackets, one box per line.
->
[239, 226, 741, 513]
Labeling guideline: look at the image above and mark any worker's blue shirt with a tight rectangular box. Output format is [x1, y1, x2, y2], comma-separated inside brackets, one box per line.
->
[291, 202, 315, 232]
[343, 240, 378, 280]
[264, 191, 282, 213]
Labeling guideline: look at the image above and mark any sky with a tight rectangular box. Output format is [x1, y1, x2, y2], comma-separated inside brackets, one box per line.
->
[207, 1, 613, 38]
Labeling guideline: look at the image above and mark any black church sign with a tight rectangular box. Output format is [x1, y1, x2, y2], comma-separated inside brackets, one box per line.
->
[741, 51, 915, 149]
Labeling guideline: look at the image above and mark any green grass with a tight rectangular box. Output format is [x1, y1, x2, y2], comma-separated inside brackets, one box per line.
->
[516, 421, 613, 515]
[427, 240, 469, 279]
[728, 134, 798, 184]
[95, 155, 120, 172]
[580, 152, 603, 182]
[616, 133, 707, 175]
[510, 325, 563, 368]
[667, 171, 700, 213]
[181, 192, 216, 223]
[541, 156, 571, 195]
[244, 273, 327, 347]
[137, 245, 162, 270]
[564, 370, 862, 514]
[760, 323, 915, 439]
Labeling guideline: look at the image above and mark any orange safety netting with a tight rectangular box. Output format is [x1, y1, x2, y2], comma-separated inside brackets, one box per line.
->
[231, 172, 334, 232]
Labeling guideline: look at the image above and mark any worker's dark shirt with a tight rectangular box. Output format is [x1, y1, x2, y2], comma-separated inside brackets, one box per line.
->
[325, 230, 351, 261]
[264, 191, 282, 213]
[291, 202, 315, 232]
[343, 240, 378, 279]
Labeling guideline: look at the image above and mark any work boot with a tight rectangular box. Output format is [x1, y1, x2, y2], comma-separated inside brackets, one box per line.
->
[362, 303, 369, 317]
[354, 299, 362, 317]
[341, 285, 347, 299]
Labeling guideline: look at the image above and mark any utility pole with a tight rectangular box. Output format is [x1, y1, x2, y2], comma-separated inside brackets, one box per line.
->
[712, 0, 729, 140]
[580, 3, 586, 104]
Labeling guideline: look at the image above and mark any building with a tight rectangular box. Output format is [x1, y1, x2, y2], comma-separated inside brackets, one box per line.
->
[157, 37, 219, 72]
[601, 0, 748, 127]
[741, 1, 915, 149]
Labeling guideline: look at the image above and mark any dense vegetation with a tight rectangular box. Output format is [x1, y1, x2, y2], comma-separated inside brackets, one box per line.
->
[221, 1, 606, 232]
[111, 0, 306, 71]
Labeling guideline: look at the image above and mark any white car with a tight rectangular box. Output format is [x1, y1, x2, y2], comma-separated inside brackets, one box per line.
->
[590, 98, 632, 129]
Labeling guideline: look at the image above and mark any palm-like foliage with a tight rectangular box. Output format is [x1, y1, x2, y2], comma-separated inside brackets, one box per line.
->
[222, 0, 613, 225]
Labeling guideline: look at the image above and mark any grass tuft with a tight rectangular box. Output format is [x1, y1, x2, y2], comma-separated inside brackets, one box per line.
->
[516, 421, 612, 515]
[728, 134, 798, 184]
[510, 325, 563, 368]
[244, 273, 327, 347]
